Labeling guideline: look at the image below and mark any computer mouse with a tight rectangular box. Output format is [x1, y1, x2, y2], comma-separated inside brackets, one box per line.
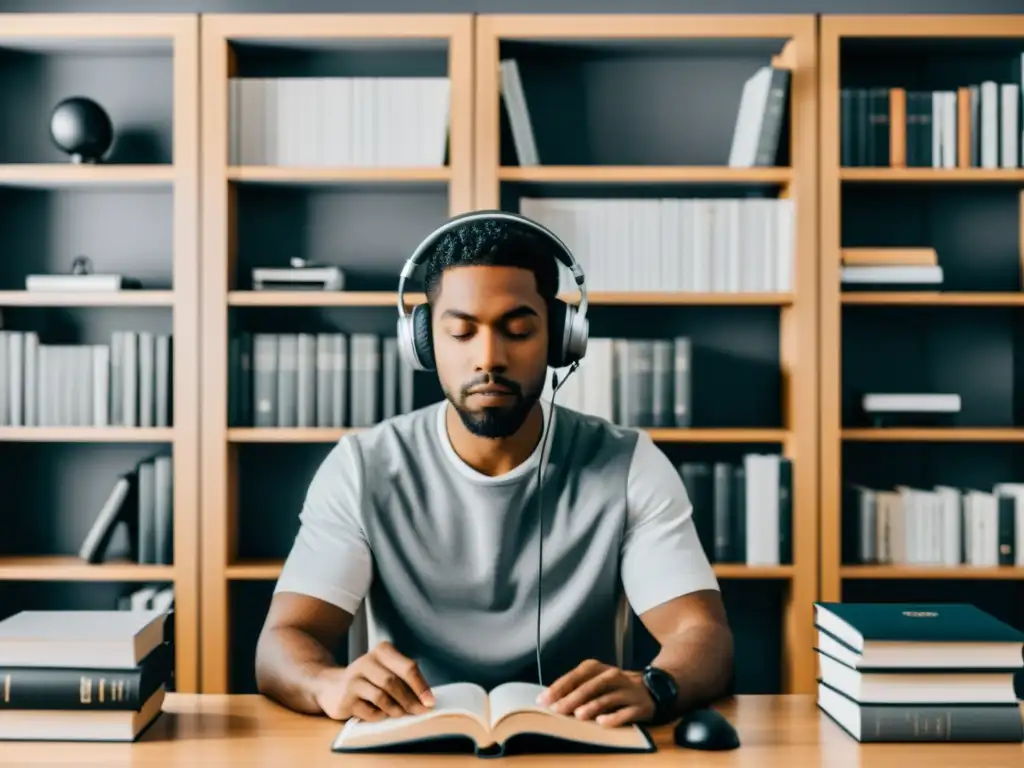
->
[673, 707, 741, 751]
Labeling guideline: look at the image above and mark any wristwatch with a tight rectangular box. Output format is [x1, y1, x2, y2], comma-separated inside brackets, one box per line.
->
[641, 665, 679, 725]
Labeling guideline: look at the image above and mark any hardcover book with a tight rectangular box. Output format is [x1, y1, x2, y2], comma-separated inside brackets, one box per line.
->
[331, 681, 655, 758]
[814, 602, 1024, 670]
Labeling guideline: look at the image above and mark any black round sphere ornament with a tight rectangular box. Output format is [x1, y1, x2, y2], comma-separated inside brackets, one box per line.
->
[49, 96, 114, 164]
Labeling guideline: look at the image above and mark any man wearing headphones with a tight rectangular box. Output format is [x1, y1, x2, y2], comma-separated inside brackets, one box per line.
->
[255, 212, 733, 730]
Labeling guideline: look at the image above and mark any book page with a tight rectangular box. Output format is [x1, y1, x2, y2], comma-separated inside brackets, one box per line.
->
[486, 681, 649, 751]
[487, 681, 552, 728]
[333, 682, 490, 749]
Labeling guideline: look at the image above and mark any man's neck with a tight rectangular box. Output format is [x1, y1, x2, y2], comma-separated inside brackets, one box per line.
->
[445, 401, 545, 477]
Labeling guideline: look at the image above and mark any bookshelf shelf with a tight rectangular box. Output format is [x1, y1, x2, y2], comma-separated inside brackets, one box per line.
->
[842, 292, 1024, 306]
[819, 14, 1024, 629]
[225, 426, 789, 444]
[476, 13, 819, 696]
[223, 559, 795, 582]
[0, 427, 176, 443]
[842, 428, 1024, 442]
[225, 166, 451, 184]
[497, 166, 793, 184]
[839, 168, 1024, 183]
[0, 291, 176, 307]
[0, 557, 175, 582]
[0, 163, 176, 188]
[841, 565, 1024, 580]
[0, 13, 200, 693]
[199, 12, 475, 695]
[225, 290, 794, 307]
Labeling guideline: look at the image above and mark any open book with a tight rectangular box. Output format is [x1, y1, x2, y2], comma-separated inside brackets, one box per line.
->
[331, 681, 656, 758]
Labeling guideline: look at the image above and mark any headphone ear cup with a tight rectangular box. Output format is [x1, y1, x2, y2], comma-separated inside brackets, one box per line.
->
[546, 299, 570, 368]
[410, 302, 436, 371]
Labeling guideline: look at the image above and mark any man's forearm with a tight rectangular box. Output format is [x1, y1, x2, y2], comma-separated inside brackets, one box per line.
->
[255, 626, 342, 714]
[648, 621, 734, 711]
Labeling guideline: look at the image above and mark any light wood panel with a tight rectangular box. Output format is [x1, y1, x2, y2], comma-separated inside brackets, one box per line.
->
[5, 693, 1024, 766]
[474, 14, 819, 695]
[198, 13, 475, 694]
[0, 13, 201, 693]
[818, 15, 1024, 606]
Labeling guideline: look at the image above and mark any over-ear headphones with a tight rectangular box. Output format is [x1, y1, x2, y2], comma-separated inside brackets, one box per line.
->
[395, 209, 589, 372]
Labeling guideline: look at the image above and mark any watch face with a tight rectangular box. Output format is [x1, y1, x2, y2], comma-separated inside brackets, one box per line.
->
[645, 667, 677, 703]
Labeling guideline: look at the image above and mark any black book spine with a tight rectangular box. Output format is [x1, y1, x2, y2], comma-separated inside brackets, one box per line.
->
[998, 495, 1016, 565]
[857, 703, 1024, 743]
[777, 458, 793, 564]
[0, 667, 142, 710]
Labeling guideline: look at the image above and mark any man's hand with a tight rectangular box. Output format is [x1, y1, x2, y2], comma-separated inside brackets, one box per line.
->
[312, 641, 436, 722]
[535, 659, 655, 728]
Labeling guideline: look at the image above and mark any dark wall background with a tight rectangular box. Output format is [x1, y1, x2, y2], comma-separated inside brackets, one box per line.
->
[0, 0, 1022, 12]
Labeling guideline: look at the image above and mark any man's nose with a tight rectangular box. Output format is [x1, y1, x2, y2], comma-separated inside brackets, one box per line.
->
[475, 327, 509, 371]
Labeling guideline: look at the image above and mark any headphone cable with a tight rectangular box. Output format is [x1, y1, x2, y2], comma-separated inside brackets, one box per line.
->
[535, 361, 578, 686]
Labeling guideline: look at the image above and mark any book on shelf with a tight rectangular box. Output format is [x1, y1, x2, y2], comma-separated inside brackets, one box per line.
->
[229, 331, 415, 428]
[331, 681, 654, 757]
[541, 337, 691, 428]
[840, 66, 1023, 169]
[839, 247, 944, 291]
[727, 64, 791, 168]
[813, 602, 1024, 743]
[0, 329, 172, 428]
[843, 481, 1024, 568]
[0, 609, 171, 742]
[680, 455, 792, 567]
[519, 196, 794, 294]
[78, 454, 174, 566]
[228, 75, 451, 167]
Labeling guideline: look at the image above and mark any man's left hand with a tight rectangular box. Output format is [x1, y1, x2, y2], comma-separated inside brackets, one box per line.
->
[535, 659, 655, 728]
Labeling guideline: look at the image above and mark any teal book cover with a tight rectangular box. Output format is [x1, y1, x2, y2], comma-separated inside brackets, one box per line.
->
[814, 603, 1024, 643]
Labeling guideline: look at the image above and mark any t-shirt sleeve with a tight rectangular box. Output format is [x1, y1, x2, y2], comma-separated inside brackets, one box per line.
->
[620, 430, 720, 616]
[273, 437, 373, 615]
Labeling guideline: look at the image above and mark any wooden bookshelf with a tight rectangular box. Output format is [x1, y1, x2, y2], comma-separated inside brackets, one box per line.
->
[0, 14, 200, 691]
[475, 14, 819, 694]
[198, 13, 475, 694]
[818, 15, 1024, 616]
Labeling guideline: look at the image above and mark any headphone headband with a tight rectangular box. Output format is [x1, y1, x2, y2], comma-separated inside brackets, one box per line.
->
[397, 209, 587, 319]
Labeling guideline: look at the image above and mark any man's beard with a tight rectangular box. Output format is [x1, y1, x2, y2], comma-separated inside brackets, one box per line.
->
[446, 372, 544, 439]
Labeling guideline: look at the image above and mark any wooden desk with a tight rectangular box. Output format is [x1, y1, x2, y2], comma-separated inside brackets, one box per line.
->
[1, 694, 1021, 766]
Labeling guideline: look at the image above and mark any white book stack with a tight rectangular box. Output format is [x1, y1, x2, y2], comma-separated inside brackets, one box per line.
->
[228, 75, 451, 167]
[520, 197, 794, 293]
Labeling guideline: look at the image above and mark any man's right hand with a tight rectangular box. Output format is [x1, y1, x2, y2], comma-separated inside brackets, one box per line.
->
[313, 641, 436, 722]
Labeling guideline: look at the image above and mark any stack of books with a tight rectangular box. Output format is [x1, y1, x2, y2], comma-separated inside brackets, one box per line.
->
[814, 602, 1024, 742]
[0, 609, 171, 742]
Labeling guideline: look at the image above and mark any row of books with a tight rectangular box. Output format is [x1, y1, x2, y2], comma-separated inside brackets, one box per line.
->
[228, 76, 451, 167]
[843, 482, 1024, 568]
[77, 455, 174, 567]
[680, 457, 792, 566]
[841, 82, 1021, 168]
[543, 337, 691, 428]
[814, 601, 1024, 743]
[520, 197, 794, 294]
[230, 331, 413, 428]
[0, 330, 172, 428]
[0, 608, 172, 742]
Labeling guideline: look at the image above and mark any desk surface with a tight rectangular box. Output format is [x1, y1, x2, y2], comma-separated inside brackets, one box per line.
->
[2, 694, 1022, 766]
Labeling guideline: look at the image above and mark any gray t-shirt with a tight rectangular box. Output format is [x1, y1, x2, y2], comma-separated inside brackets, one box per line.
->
[274, 398, 718, 689]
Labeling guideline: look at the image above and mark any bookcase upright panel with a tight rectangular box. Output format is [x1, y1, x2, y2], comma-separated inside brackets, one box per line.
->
[818, 16, 1024, 660]
[199, 13, 474, 694]
[0, 14, 200, 692]
[475, 14, 819, 694]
